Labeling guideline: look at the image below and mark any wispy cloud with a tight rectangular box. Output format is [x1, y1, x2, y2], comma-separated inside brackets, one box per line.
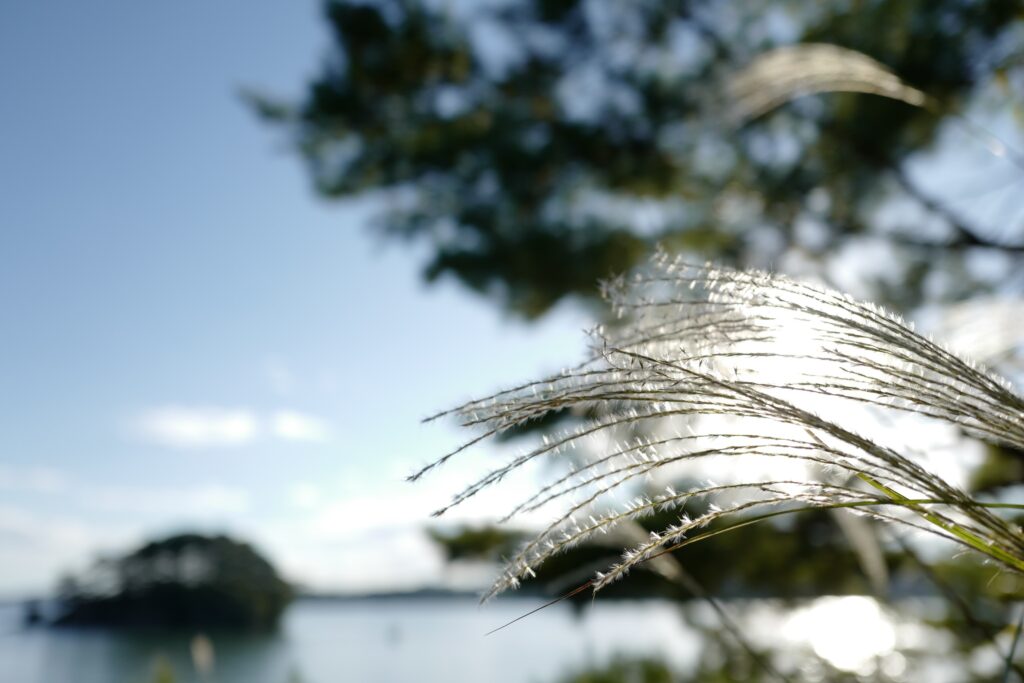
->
[0, 479, 252, 592]
[287, 482, 322, 510]
[0, 465, 248, 517]
[136, 406, 258, 448]
[0, 504, 97, 548]
[134, 406, 332, 448]
[270, 526, 444, 592]
[271, 411, 331, 442]
[0, 504, 136, 594]
[0, 465, 67, 494]
[85, 483, 251, 515]
[264, 357, 297, 396]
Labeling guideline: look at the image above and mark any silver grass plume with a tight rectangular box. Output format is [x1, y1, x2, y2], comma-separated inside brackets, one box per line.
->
[932, 297, 1024, 369]
[412, 254, 1024, 600]
[727, 43, 927, 124]
[725, 43, 1024, 179]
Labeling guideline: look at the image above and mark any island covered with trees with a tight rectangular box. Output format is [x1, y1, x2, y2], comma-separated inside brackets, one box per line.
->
[50, 533, 293, 631]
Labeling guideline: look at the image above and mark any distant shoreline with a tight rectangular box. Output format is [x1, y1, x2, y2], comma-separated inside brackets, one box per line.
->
[293, 587, 521, 602]
[0, 587, 513, 608]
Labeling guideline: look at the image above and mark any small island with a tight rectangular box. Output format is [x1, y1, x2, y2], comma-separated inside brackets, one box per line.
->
[52, 533, 292, 630]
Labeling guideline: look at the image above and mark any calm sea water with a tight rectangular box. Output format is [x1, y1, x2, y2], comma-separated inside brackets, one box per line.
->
[0, 597, 699, 683]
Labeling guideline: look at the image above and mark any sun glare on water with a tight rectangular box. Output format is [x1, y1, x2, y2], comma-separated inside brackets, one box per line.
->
[783, 596, 898, 673]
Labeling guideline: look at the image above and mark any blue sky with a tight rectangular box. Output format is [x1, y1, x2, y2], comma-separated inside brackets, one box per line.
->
[0, 1, 591, 595]
[2, 2, 1022, 599]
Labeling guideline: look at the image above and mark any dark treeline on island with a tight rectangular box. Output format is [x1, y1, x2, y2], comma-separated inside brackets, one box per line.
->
[48, 533, 292, 630]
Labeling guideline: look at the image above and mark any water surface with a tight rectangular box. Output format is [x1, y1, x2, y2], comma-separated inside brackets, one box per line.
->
[0, 597, 698, 683]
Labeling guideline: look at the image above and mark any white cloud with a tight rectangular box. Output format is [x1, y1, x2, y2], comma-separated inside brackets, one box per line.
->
[136, 406, 259, 448]
[134, 406, 333, 448]
[271, 410, 331, 443]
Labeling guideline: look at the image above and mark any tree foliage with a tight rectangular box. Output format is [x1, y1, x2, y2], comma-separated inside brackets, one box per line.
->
[55, 533, 293, 630]
[253, 0, 1024, 317]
